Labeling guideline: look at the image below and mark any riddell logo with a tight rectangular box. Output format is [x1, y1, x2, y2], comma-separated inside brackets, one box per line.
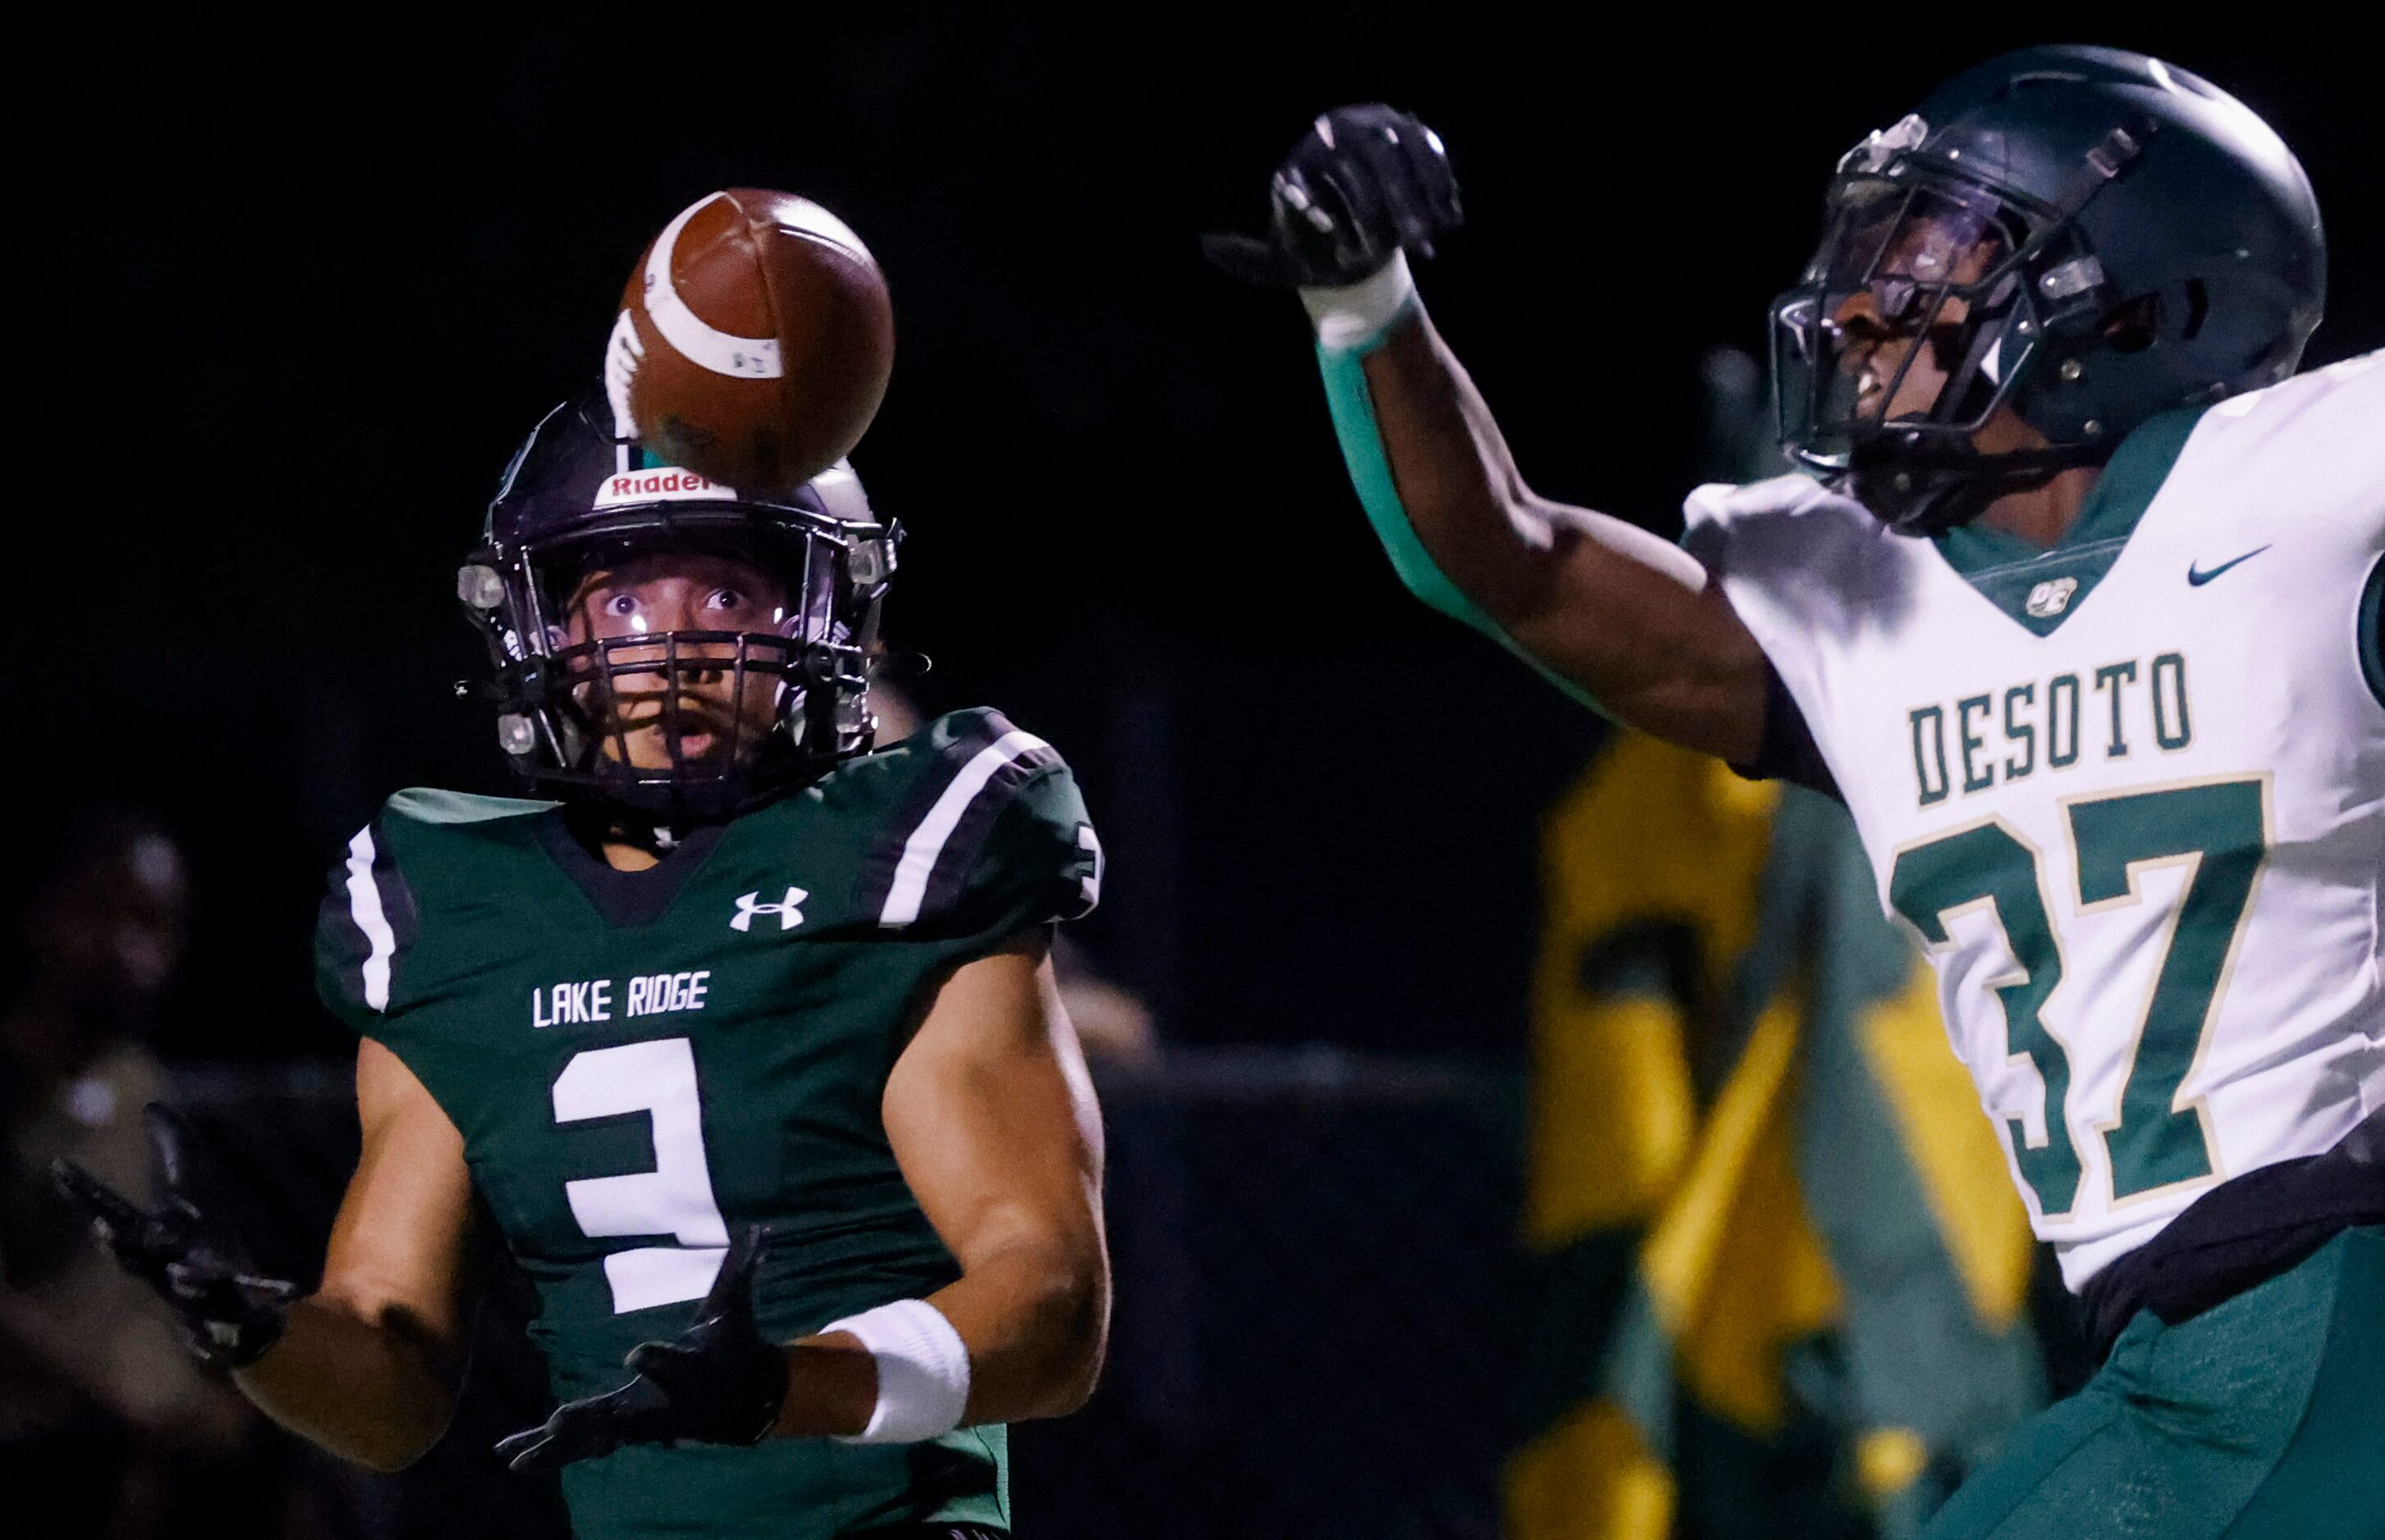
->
[592, 467, 732, 508]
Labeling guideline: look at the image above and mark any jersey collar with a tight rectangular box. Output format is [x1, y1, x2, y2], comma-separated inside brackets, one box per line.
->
[1930, 404, 2209, 636]
[535, 812, 731, 927]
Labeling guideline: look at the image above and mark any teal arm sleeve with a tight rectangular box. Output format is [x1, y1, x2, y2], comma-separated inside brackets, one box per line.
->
[1316, 327, 1610, 717]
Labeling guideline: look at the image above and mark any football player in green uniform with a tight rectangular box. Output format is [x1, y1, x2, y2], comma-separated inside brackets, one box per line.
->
[54, 394, 1112, 1540]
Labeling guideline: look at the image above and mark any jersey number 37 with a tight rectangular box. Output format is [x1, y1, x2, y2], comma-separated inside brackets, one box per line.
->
[1890, 776, 2268, 1218]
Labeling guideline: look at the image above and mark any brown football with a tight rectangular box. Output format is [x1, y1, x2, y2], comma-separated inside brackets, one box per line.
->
[605, 189, 894, 494]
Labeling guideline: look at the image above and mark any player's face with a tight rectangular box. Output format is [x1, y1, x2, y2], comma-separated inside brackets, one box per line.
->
[560, 552, 791, 772]
[1828, 213, 2007, 428]
[1792, 172, 2035, 449]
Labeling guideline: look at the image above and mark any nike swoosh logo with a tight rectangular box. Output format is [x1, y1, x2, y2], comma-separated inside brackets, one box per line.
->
[2187, 545, 2272, 585]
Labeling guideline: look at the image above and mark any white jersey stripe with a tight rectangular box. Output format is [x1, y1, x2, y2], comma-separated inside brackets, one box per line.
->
[878, 730, 1051, 928]
[344, 827, 398, 1012]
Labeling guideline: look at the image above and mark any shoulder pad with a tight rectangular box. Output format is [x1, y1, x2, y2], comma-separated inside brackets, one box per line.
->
[2169, 349, 2385, 539]
[1680, 473, 1866, 538]
[2205, 347, 2383, 428]
[1680, 473, 1878, 589]
[315, 797, 426, 1025]
[851, 708, 1101, 934]
[2190, 349, 2384, 467]
[315, 789, 552, 1026]
[384, 786, 556, 827]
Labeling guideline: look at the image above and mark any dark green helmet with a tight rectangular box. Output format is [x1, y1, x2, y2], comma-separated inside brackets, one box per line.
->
[1771, 45, 2326, 535]
[458, 393, 896, 821]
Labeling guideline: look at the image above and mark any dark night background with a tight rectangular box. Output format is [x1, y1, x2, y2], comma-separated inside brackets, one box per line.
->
[16, 7, 2380, 1065]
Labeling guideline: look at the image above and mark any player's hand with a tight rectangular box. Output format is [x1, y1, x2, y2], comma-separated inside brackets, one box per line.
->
[495, 1226, 787, 1473]
[52, 1104, 298, 1370]
[1202, 104, 1462, 289]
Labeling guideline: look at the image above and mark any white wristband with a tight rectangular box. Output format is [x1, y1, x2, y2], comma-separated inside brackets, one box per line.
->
[1298, 249, 1417, 352]
[821, 1299, 971, 1444]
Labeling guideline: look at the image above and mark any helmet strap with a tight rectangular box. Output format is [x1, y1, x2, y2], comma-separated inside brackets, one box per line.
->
[1841, 436, 2113, 537]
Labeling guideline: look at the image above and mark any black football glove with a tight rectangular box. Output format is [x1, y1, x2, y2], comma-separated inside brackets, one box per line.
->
[1202, 103, 1462, 289]
[495, 1225, 787, 1473]
[52, 1103, 298, 1370]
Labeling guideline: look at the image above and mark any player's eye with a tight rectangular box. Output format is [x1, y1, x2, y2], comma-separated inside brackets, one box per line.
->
[604, 593, 640, 617]
[706, 587, 744, 612]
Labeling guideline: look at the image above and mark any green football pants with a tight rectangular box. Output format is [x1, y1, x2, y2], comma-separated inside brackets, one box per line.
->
[1923, 1224, 2385, 1539]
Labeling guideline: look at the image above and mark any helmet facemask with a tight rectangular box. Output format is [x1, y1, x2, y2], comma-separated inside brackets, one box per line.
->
[463, 503, 892, 821]
[1772, 144, 2128, 535]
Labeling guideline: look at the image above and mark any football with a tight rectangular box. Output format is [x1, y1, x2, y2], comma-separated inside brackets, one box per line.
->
[605, 189, 894, 494]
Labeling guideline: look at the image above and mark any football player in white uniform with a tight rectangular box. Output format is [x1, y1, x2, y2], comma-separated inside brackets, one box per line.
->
[1210, 46, 2382, 1537]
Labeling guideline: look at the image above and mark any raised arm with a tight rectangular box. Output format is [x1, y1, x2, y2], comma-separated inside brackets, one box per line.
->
[1336, 289, 1769, 759]
[235, 1039, 481, 1469]
[1210, 107, 1772, 763]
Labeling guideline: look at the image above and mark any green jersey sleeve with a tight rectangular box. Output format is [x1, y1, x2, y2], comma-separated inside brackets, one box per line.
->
[850, 707, 1102, 945]
[313, 789, 557, 1033]
[313, 806, 423, 1032]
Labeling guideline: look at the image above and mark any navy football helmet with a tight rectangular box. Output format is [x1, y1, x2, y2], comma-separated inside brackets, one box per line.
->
[458, 393, 896, 818]
[1772, 45, 2326, 534]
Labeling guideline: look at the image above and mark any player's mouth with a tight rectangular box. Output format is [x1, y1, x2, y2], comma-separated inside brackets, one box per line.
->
[658, 716, 742, 757]
[1855, 356, 1890, 413]
[609, 707, 747, 764]
[669, 727, 725, 762]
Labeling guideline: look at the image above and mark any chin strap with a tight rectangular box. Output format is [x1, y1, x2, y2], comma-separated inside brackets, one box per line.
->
[1839, 436, 2115, 537]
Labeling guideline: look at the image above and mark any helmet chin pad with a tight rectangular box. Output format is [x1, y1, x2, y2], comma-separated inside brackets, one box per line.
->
[1838, 433, 2112, 537]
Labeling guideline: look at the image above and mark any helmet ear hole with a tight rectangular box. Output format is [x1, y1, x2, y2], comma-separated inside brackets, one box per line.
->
[2180, 280, 2211, 342]
[2102, 293, 2163, 354]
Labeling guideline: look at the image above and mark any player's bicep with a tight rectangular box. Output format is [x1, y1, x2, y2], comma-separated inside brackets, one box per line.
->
[1506, 534, 1772, 763]
[882, 939, 1105, 1276]
[315, 1039, 478, 1371]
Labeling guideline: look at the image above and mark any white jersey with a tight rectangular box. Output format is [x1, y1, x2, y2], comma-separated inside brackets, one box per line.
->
[1686, 351, 2385, 1288]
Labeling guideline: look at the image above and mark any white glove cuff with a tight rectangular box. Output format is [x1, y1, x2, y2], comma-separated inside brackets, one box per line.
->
[1299, 250, 1417, 352]
[822, 1299, 971, 1444]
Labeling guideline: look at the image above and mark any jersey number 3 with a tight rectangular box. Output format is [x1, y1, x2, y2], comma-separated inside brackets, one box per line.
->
[1890, 777, 2268, 1218]
[552, 1038, 732, 1313]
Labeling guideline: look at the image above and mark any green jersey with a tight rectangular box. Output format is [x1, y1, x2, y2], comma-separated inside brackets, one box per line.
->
[312, 708, 1101, 1539]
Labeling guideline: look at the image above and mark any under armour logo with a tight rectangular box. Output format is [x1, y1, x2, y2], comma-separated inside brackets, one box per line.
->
[730, 886, 808, 932]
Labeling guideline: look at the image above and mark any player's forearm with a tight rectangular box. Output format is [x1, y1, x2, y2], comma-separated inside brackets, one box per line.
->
[1369, 314, 1717, 639]
[1348, 311, 1571, 617]
[1316, 290, 1575, 641]
[234, 1296, 463, 1471]
[793, 1243, 1108, 1433]
[771, 1234, 1106, 1439]
[933, 1230, 1109, 1424]
[1328, 295, 1767, 757]
[1319, 287, 1721, 712]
